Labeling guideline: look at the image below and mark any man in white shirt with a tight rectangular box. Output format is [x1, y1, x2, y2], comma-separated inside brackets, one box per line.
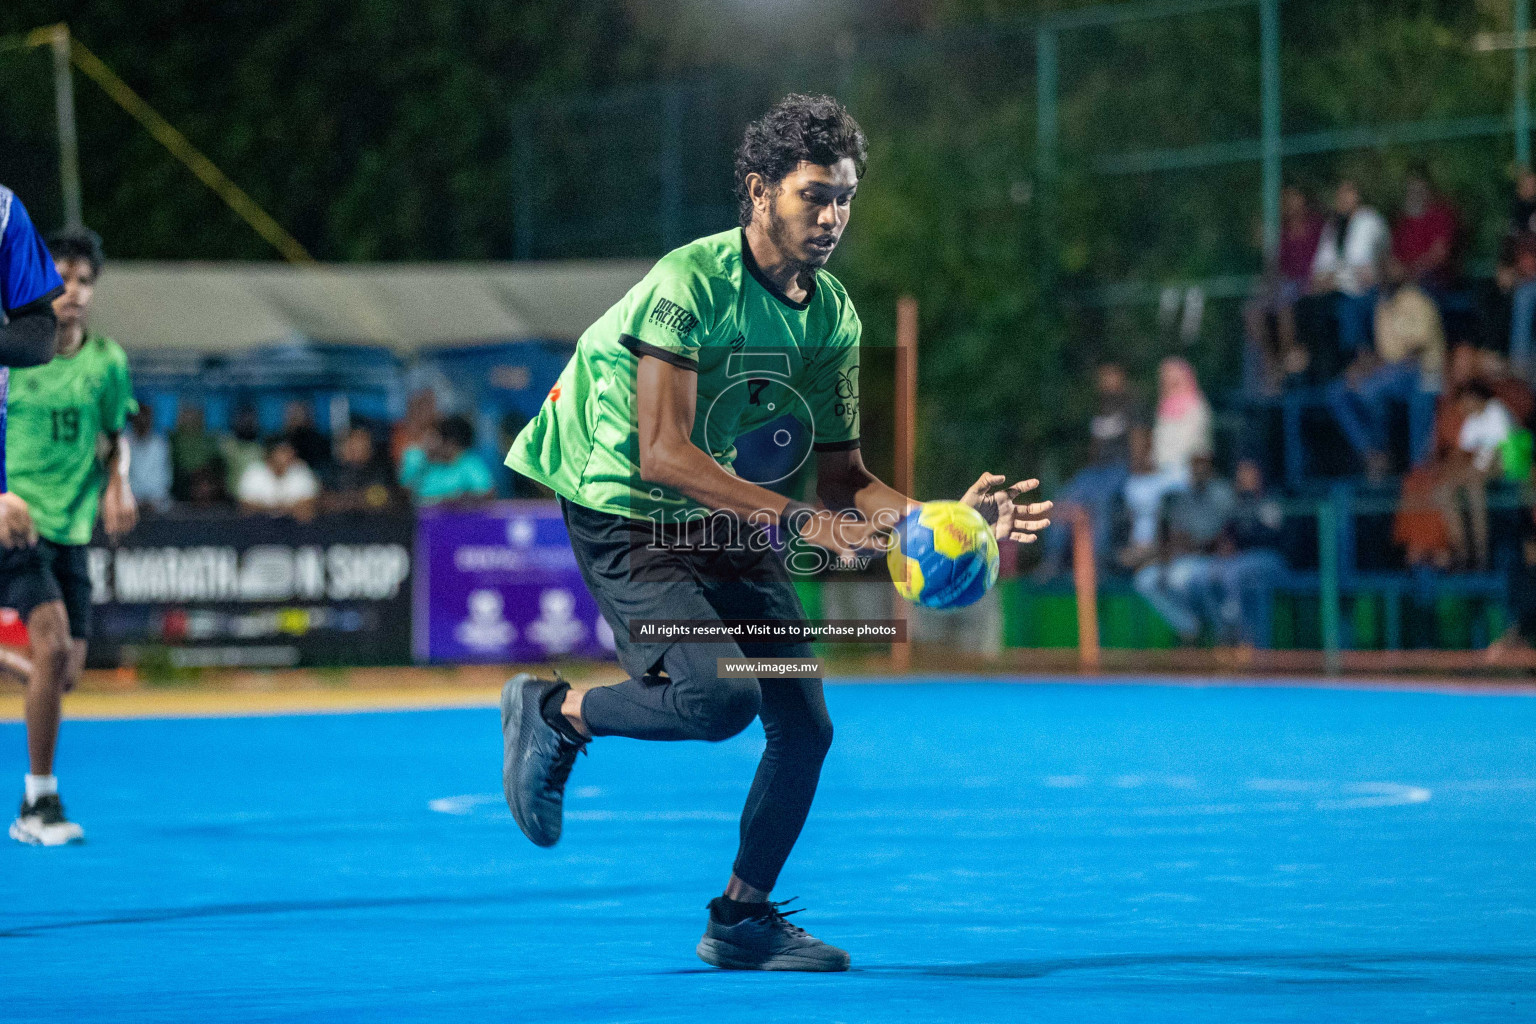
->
[1312, 179, 1389, 356]
[237, 436, 319, 520]
[1437, 382, 1516, 571]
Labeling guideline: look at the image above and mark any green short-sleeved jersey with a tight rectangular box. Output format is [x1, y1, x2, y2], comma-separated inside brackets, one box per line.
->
[6, 333, 135, 545]
[507, 228, 861, 522]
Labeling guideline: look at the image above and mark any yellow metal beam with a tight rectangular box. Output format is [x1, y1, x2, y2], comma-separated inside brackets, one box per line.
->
[1, 24, 314, 263]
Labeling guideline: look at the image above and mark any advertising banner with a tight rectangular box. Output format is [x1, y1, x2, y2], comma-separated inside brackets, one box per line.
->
[86, 512, 414, 669]
[414, 502, 615, 664]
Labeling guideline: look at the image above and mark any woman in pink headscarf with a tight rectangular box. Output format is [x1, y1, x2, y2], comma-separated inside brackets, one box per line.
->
[1117, 358, 1215, 566]
[1152, 357, 1213, 480]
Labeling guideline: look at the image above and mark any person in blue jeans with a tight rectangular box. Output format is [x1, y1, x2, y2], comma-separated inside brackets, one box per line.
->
[1325, 271, 1444, 479]
[1208, 459, 1287, 648]
[1133, 454, 1234, 644]
[1501, 169, 1536, 374]
[1036, 362, 1142, 577]
[1510, 268, 1536, 374]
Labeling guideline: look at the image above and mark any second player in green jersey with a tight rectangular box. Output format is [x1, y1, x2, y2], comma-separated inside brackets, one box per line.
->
[2, 228, 137, 847]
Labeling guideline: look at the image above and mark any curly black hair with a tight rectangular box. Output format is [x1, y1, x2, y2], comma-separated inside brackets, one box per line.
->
[733, 94, 867, 228]
[46, 226, 105, 277]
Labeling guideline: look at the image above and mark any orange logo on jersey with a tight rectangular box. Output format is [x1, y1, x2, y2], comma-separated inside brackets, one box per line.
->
[547, 382, 562, 403]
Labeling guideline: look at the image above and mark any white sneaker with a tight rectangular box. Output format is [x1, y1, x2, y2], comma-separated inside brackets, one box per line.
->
[9, 793, 85, 846]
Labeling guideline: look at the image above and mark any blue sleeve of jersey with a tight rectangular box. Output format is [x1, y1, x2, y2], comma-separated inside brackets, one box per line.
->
[0, 189, 65, 315]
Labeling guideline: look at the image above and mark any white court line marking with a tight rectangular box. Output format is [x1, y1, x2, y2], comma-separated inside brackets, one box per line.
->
[427, 778, 1434, 819]
[427, 794, 502, 815]
[1316, 782, 1432, 809]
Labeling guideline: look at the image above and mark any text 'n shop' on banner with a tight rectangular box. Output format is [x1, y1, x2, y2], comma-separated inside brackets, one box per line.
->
[86, 511, 414, 670]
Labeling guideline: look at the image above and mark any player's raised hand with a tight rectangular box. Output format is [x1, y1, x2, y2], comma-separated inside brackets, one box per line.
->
[0, 492, 39, 549]
[960, 473, 1052, 544]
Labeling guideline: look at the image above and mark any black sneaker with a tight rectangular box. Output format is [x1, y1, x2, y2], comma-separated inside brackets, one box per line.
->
[9, 793, 85, 846]
[696, 898, 850, 972]
[501, 673, 584, 847]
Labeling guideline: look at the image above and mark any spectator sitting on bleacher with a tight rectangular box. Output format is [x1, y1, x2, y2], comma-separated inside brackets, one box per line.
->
[237, 435, 319, 521]
[391, 388, 438, 467]
[1325, 262, 1444, 481]
[1116, 357, 1211, 566]
[1118, 426, 1167, 570]
[1133, 453, 1235, 644]
[1395, 343, 1479, 568]
[1507, 166, 1536, 245]
[323, 425, 397, 513]
[1243, 185, 1324, 393]
[1501, 168, 1536, 375]
[1478, 347, 1536, 426]
[1210, 459, 1286, 649]
[399, 414, 495, 506]
[1153, 357, 1212, 482]
[169, 404, 224, 504]
[126, 404, 171, 511]
[284, 399, 333, 476]
[1036, 361, 1144, 579]
[1311, 178, 1389, 358]
[219, 404, 265, 500]
[1392, 169, 1459, 297]
[1436, 382, 1518, 572]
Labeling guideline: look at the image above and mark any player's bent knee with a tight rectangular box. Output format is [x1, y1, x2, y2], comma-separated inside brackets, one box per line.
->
[807, 717, 834, 758]
[690, 680, 762, 742]
[27, 610, 72, 686]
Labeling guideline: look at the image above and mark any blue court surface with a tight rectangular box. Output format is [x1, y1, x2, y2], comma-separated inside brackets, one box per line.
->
[5, 679, 1536, 1023]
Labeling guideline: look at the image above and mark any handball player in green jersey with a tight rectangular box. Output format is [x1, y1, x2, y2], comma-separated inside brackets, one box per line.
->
[3, 228, 137, 845]
[501, 95, 1050, 970]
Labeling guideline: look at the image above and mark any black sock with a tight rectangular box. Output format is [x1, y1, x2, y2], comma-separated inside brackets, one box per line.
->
[539, 683, 584, 744]
[708, 896, 770, 925]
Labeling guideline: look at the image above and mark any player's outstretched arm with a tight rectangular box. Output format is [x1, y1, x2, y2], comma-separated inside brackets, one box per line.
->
[816, 453, 1051, 544]
[814, 447, 916, 530]
[635, 355, 880, 557]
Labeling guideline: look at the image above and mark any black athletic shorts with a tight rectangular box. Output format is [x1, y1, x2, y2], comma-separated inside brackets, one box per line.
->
[0, 538, 92, 639]
[560, 498, 809, 681]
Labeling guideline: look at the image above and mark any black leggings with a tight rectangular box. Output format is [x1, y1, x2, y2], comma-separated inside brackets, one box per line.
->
[561, 497, 832, 893]
[583, 642, 832, 893]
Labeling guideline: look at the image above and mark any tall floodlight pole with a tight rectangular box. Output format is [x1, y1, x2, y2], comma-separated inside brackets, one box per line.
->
[51, 24, 82, 228]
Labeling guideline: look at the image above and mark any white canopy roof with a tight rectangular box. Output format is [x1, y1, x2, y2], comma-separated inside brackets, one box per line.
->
[91, 259, 653, 353]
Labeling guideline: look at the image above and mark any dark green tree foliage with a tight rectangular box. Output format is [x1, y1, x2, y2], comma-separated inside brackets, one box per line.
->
[830, 29, 1060, 498]
[0, 0, 639, 259]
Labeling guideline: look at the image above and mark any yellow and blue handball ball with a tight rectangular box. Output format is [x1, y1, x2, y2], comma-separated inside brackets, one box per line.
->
[886, 500, 1000, 611]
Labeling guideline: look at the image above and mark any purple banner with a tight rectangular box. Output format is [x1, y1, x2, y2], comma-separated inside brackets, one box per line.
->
[414, 502, 615, 664]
